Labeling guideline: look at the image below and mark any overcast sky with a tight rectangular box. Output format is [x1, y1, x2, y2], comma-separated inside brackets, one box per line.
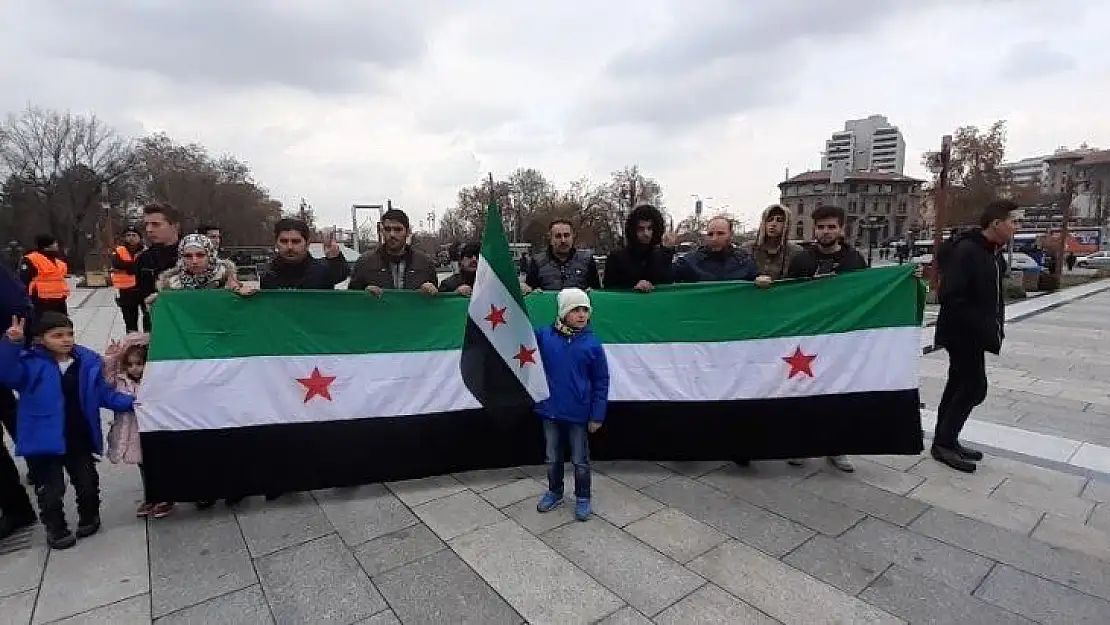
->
[2, 0, 1106, 229]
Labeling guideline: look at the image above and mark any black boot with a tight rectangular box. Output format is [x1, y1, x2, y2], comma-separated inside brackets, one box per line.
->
[0, 512, 36, 542]
[956, 443, 984, 461]
[43, 513, 76, 550]
[931, 445, 976, 473]
[76, 511, 101, 539]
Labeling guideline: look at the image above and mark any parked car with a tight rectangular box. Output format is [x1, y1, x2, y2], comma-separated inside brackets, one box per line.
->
[1077, 251, 1110, 269]
[1006, 252, 1044, 273]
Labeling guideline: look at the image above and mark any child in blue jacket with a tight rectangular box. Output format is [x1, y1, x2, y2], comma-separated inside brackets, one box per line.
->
[1, 312, 136, 549]
[534, 288, 610, 521]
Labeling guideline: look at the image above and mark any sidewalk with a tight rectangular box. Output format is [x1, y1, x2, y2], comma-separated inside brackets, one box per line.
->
[1, 287, 1109, 623]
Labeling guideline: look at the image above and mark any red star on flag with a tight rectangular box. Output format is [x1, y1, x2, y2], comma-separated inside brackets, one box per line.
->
[513, 344, 537, 368]
[297, 367, 337, 403]
[782, 346, 817, 379]
[485, 304, 508, 330]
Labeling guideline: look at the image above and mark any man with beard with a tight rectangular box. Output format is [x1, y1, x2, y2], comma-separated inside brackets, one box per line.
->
[440, 242, 479, 295]
[743, 205, 803, 280]
[349, 209, 438, 297]
[111, 226, 147, 333]
[602, 204, 677, 291]
[523, 220, 601, 293]
[674, 217, 772, 285]
[785, 204, 870, 473]
[932, 201, 1016, 473]
[134, 203, 183, 331]
[259, 218, 349, 290]
[197, 224, 223, 258]
[20, 234, 70, 321]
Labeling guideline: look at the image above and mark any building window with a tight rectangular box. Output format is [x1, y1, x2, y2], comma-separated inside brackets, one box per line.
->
[881, 184, 893, 193]
[849, 183, 857, 193]
[884, 201, 891, 214]
[797, 202, 805, 216]
[795, 222, 805, 238]
[848, 201, 858, 214]
[814, 184, 826, 192]
[897, 201, 907, 214]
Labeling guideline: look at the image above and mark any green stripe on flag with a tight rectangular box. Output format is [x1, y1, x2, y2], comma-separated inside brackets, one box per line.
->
[148, 265, 923, 361]
[479, 194, 526, 311]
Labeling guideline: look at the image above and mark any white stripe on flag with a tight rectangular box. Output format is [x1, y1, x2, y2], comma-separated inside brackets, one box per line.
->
[138, 326, 919, 431]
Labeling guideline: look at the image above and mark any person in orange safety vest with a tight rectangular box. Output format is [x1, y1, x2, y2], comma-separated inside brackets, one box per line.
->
[111, 227, 146, 333]
[19, 234, 70, 320]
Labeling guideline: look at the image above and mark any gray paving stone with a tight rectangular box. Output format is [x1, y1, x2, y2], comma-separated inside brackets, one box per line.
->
[688, 541, 902, 624]
[352, 523, 445, 577]
[623, 508, 728, 563]
[385, 474, 466, 507]
[909, 456, 1010, 494]
[1032, 514, 1110, 561]
[313, 484, 418, 546]
[700, 467, 865, 535]
[0, 589, 35, 625]
[412, 490, 506, 541]
[781, 534, 888, 595]
[541, 518, 705, 616]
[449, 519, 622, 625]
[909, 481, 1043, 534]
[975, 564, 1110, 625]
[46, 594, 150, 625]
[642, 476, 813, 557]
[596, 606, 653, 625]
[992, 478, 1094, 521]
[860, 565, 1033, 624]
[154, 586, 272, 625]
[373, 549, 520, 625]
[353, 611, 401, 625]
[255, 534, 385, 625]
[910, 507, 1110, 601]
[453, 467, 527, 492]
[1083, 478, 1110, 503]
[148, 512, 255, 618]
[657, 460, 728, 478]
[479, 478, 546, 509]
[848, 459, 926, 496]
[0, 537, 47, 599]
[799, 472, 930, 526]
[653, 584, 779, 625]
[34, 518, 148, 624]
[987, 456, 1089, 496]
[501, 497, 576, 535]
[839, 517, 994, 591]
[591, 473, 666, 527]
[1090, 503, 1110, 532]
[592, 460, 674, 490]
[233, 493, 334, 557]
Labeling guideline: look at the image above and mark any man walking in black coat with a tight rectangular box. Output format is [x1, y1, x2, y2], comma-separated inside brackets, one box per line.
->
[603, 203, 676, 291]
[932, 200, 1017, 473]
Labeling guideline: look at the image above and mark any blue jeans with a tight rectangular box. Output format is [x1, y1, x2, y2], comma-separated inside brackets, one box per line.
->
[543, 419, 591, 499]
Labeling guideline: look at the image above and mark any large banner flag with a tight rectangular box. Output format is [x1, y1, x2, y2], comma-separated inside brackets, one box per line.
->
[138, 267, 924, 501]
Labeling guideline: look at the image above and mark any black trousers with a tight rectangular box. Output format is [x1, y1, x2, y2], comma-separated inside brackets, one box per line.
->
[0, 387, 16, 440]
[934, 345, 988, 449]
[117, 290, 147, 334]
[0, 393, 34, 519]
[26, 453, 99, 530]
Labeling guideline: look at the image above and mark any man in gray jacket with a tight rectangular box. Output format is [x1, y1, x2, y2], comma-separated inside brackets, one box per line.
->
[524, 220, 601, 293]
[348, 209, 439, 297]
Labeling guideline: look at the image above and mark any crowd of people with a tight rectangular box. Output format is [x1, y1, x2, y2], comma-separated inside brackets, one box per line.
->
[0, 197, 1015, 550]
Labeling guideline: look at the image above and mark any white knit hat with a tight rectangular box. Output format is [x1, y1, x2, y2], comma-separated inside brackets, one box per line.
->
[557, 288, 591, 320]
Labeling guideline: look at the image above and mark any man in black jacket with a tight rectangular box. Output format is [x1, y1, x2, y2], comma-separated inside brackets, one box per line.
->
[111, 226, 146, 332]
[259, 218, 349, 290]
[932, 200, 1016, 473]
[786, 205, 868, 279]
[603, 204, 676, 291]
[440, 242, 479, 295]
[135, 203, 183, 331]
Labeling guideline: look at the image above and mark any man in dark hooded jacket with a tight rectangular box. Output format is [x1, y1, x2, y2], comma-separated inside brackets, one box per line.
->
[603, 204, 676, 291]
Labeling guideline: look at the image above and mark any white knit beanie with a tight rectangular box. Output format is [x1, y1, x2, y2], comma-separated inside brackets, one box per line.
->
[557, 288, 591, 320]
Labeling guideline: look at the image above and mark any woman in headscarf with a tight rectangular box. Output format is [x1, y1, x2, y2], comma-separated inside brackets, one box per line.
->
[145, 234, 252, 306]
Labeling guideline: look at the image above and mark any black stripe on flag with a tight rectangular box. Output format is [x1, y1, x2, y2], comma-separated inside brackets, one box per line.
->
[459, 317, 535, 409]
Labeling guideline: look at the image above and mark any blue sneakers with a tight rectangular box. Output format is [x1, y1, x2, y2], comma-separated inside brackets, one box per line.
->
[574, 497, 592, 521]
[536, 492, 564, 513]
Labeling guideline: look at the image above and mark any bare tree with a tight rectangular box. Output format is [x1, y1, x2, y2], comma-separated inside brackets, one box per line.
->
[0, 106, 134, 267]
[923, 120, 1009, 227]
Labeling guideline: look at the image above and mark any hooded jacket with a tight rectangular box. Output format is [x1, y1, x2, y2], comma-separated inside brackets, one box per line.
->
[534, 324, 609, 424]
[935, 229, 1007, 355]
[743, 205, 803, 280]
[602, 204, 675, 289]
[0, 340, 134, 456]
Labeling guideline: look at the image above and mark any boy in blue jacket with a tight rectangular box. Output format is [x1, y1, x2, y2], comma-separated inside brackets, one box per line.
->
[534, 288, 610, 521]
[1, 312, 136, 549]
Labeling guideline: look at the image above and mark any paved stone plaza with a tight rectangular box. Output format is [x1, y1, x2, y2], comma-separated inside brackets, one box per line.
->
[3, 285, 1110, 623]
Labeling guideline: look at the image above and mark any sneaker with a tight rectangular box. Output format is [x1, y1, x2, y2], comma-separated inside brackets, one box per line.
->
[574, 497, 592, 521]
[956, 443, 984, 462]
[536, 492, 564, 513]
[76, 515, 101, 539]
[195, 501, 215, 510]
[47, 527, 76, 550]
[787, 459, 805, 467]
[931, 445, 976, 473]
[827, 456, 855, 473]
[135, 502, 153, 518]
[150, 502, 175, 519]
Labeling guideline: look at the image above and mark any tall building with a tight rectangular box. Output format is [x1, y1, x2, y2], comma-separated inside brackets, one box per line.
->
[820, 115, 906, 174]
[1000, 155, 1048, 189]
